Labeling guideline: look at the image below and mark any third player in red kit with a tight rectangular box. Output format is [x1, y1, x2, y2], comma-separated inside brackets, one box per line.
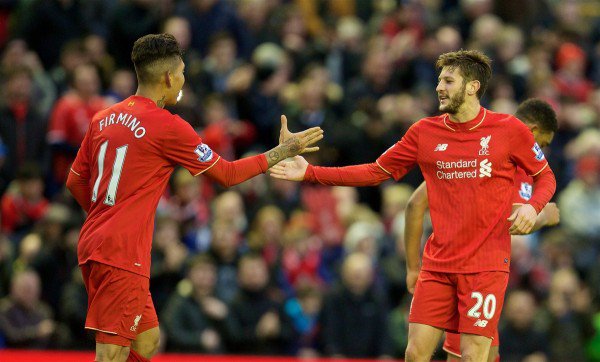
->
[270, 50, 556, 361]
[67, 34, 322, 362]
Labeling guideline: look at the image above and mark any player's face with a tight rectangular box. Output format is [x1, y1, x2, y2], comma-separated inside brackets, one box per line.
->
[167, 59, 185, 106]
[436, 67, 467, 114]
[533, 129, 555, 148]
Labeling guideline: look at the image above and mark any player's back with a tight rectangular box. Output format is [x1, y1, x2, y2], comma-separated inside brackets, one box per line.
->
[74, 96, 193, 277]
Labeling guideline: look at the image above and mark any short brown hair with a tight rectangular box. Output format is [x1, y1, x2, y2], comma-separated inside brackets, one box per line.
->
[436, 50, 492, 99]
[131, 33, 183, 83]
[515, 98, 558, 133]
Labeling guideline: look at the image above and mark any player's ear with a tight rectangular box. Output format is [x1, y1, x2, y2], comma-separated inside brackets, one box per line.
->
[164, 71, 172, 88]
[467, 80, 480, 96]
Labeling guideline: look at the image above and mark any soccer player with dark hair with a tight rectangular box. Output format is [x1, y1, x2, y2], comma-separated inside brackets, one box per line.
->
[270, 50, 556, 361]
[404, 98, 559, 362]
[66, 33, 322, 362]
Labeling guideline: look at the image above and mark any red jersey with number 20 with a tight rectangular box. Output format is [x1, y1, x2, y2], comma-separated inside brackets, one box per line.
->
[377, 107, 549, 273]
[71, 96, 221, 277]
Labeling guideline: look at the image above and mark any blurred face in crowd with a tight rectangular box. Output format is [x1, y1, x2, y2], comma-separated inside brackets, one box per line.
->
[505, 290, 536, 330]
[341, 253, 373, 296]
[189, 262, 217, 295]
[238, 257, 269, 291]
[164, 17, 192, 50]
[110, 70, 136, 100]
[11, 271, 41, 309]
[211, 221, 239, 259]
[436, 66, 468, 114]
[73, 64, 101, 100]
[5, 71, 33, 103]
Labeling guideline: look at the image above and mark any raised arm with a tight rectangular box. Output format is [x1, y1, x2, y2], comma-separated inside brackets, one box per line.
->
[404, 182, 428, 294]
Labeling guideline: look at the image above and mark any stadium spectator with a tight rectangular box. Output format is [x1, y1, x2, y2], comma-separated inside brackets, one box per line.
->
[225, 253, 296, 354]
[0, 270, 58, 348]
[161, 254, 228, 353]
[320, 252, 392, 358]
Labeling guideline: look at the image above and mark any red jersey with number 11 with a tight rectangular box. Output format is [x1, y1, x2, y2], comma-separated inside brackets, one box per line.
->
[377, 107, 550, 273]
[71, 96, 223, 277]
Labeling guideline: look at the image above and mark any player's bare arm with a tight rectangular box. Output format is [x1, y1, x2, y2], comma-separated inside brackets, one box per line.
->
[404, 181, 428, 294]
[264, 115, 323, 168]
[510, 202, 559, 235]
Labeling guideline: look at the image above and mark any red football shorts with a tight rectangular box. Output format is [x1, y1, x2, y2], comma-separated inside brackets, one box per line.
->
[443, 330, 500, 358]
[409, 270, 508, 339]
[81, 261, 159, 347]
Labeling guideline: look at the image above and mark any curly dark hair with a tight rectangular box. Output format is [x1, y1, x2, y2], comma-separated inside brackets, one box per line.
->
[436, 49, 492, 99]
[131, 33, 183, 83]
[515, 98, 558, 133]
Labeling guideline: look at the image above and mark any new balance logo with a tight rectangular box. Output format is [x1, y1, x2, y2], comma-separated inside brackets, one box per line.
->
[474, 319, 488, 328]
[479, 159, 492, 177]
[434, 144, 448, 151]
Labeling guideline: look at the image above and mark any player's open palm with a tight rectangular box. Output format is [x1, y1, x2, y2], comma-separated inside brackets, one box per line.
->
[279, 115, 323, 155]
[508, 204, 537, 235]
[270, 156, 308, 181]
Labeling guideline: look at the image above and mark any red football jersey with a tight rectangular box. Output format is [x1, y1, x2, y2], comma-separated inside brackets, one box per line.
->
[513, 166, 534, 204]
[377, 107, 549, 273]
[71, 96, 222, 277]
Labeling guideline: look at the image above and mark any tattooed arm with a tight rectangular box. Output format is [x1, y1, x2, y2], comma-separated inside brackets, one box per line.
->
[204, 116, 322, 187]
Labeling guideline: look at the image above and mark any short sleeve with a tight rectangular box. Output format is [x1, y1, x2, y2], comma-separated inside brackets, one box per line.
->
[162, 116, 221, 175]
[71, 126, 91, 179]
[509, 119, 549, 177]
[376, 122, 419, 180]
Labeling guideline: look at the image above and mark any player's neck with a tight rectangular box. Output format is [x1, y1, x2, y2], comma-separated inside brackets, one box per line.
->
[135, 86, 167, 108]
[448, 100, 481, 123]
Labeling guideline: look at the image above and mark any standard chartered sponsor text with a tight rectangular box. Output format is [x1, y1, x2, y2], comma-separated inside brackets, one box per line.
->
[436, 159, 478, 179]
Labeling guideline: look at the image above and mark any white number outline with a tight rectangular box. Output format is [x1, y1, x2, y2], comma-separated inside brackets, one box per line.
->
[467, 292, 496, 320]
[91, 141, 128, 206]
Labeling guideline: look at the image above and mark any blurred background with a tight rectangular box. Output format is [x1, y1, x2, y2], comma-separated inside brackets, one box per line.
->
[0, 0, 599, 361]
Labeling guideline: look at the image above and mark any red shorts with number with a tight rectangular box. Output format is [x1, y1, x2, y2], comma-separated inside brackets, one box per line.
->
[408, 270, 508, 339]
[81, 261, 159, 347]
[443, 330, 500, 358]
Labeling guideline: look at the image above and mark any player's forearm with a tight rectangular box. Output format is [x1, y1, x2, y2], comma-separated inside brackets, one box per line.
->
[205, 154, 268, 187]
[304, 163, 390, 186]
[66, 170, 91, 212]
[527, 166, 556, 214]
[404, 203, 425, 271]
[264, 137, 303, 168]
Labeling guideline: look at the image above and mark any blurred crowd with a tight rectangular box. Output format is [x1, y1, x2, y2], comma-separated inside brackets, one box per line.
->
[0, 0, 600, 360]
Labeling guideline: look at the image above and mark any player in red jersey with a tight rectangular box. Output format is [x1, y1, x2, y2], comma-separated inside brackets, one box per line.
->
[66, 34, 323, 362]
[270, 50, 556, 361]
[404, 98, 560, 362]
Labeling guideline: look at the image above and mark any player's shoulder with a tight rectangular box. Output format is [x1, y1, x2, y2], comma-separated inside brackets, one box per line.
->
[486, 109, 529, 133]
[412, 114, 445, 128]
[486, 109, 522, 126]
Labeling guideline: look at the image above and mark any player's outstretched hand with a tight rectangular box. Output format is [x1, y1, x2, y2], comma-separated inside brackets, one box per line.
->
[279, 115, 323, 154]
[508, 204, 537, 235]
[270, 156, 309, 181]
